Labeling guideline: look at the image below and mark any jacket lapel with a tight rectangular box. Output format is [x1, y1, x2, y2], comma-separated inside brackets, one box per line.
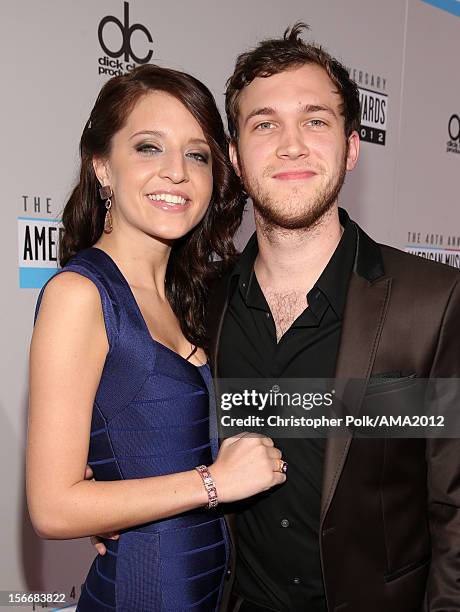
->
[320, 224, 392, 521]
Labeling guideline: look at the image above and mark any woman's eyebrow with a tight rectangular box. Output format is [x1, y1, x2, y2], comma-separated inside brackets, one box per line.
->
[129, 129, 165, 140]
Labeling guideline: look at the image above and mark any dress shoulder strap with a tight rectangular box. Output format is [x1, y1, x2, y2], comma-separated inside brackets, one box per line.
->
[33, 247, 157, 420]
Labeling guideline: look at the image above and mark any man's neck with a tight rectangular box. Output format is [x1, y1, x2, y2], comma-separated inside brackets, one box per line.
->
[253, 205, 343, 295]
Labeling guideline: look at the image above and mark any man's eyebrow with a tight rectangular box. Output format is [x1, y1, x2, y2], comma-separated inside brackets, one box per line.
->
[244, 104, 337, 127]
[299, 104, 337, 118]
[244, 107, 277, 127]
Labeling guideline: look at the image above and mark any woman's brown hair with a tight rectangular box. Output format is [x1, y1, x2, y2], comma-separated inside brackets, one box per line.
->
[60, 64, 245, 348]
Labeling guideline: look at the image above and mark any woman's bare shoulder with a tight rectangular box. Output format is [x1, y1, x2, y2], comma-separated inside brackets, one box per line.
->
[35, 270, 106, 332]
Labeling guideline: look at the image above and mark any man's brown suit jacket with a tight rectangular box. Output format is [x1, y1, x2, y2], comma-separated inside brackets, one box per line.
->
[207, 210, 460, 612]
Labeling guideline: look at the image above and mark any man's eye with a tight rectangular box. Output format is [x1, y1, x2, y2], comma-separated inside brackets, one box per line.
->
[255, 121, 275, 130]
[308, 119, 326, 127]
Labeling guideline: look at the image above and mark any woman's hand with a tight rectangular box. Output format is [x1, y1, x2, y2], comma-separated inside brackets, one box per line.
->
[87, 433, 285, 555]
[209, 432, 286, 503]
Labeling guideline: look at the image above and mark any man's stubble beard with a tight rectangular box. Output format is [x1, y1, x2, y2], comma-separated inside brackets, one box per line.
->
[239, 151, 348, 235]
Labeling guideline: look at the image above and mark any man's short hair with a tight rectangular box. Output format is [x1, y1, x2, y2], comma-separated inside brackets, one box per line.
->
[225, 22, 361, 139]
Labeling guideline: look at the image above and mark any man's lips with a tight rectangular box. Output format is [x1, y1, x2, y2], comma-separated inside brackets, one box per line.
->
[272, 170, 317, 180]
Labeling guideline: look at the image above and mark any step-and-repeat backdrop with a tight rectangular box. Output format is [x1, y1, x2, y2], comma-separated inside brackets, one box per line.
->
[1, 0, 459, 609]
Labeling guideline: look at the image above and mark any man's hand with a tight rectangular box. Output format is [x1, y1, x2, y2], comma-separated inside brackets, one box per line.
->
[84, 465, 120, 555]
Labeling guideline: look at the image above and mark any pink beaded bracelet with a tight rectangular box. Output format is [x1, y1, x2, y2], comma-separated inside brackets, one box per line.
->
[195, 465, 218, 509]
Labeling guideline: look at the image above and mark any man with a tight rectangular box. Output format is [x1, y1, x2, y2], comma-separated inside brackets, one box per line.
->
[206, 23, 460, 612]
[91, 24, 460, 611]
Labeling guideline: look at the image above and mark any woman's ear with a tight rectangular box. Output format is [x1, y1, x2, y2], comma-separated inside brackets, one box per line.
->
[93, 157, 110, 187]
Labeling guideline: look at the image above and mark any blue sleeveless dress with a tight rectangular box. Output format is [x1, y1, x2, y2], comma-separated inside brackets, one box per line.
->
[36, 247, 229, 611]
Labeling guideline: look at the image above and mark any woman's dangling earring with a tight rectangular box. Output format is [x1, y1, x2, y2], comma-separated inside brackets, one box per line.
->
[99, 185, 113, 234]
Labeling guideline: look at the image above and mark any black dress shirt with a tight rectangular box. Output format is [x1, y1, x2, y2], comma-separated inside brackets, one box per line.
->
[218, 219, 357, 611]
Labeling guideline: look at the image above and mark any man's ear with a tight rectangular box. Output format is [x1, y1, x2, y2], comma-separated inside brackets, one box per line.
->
[229, 139, 241, 177]
[346, 131, 360, 171]
[92, 157, 110, 187]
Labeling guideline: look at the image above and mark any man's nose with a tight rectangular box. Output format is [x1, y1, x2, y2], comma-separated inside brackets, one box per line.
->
[276, 126, 310, 160]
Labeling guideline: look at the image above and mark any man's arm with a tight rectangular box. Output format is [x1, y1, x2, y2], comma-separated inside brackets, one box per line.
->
[425, 277, 460, 611]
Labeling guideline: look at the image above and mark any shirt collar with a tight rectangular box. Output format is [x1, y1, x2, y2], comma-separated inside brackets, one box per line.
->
[231, 232, 262, 308]
[231, 208, 357, 318]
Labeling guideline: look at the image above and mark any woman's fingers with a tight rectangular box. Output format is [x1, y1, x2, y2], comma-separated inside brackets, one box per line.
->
[274, 472, 287, 485]
[260, 436, 275, 447]
[268, 447, 282, 459]
[224, 432, 275, 447]
[272, 458, 288, 474]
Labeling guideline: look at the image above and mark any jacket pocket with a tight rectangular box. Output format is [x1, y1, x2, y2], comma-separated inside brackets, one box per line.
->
[366, 372, 416, 393]
[384, 555, 431, 583]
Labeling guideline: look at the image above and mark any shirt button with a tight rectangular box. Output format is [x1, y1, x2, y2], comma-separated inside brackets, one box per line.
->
[292, 577, 302, 585]
[266, 312, 270, 318]
[280, 518, 290, 528]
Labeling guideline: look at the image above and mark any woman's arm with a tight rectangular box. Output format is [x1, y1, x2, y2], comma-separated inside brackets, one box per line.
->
[27, 272, 286, 540]
[27, 271, 208, 539]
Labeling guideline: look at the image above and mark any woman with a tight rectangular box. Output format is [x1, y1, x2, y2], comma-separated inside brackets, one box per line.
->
[26, 64, 286, 611]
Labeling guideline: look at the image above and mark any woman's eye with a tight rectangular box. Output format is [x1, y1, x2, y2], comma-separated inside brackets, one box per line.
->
[187, 152, 209, 164]
[135, 143, 161, 155]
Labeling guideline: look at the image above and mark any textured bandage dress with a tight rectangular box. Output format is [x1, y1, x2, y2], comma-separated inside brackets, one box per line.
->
[36, 247, 229, 612]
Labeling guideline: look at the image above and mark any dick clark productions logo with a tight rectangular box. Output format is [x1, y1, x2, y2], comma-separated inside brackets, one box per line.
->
[97, 1, 153, 75]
